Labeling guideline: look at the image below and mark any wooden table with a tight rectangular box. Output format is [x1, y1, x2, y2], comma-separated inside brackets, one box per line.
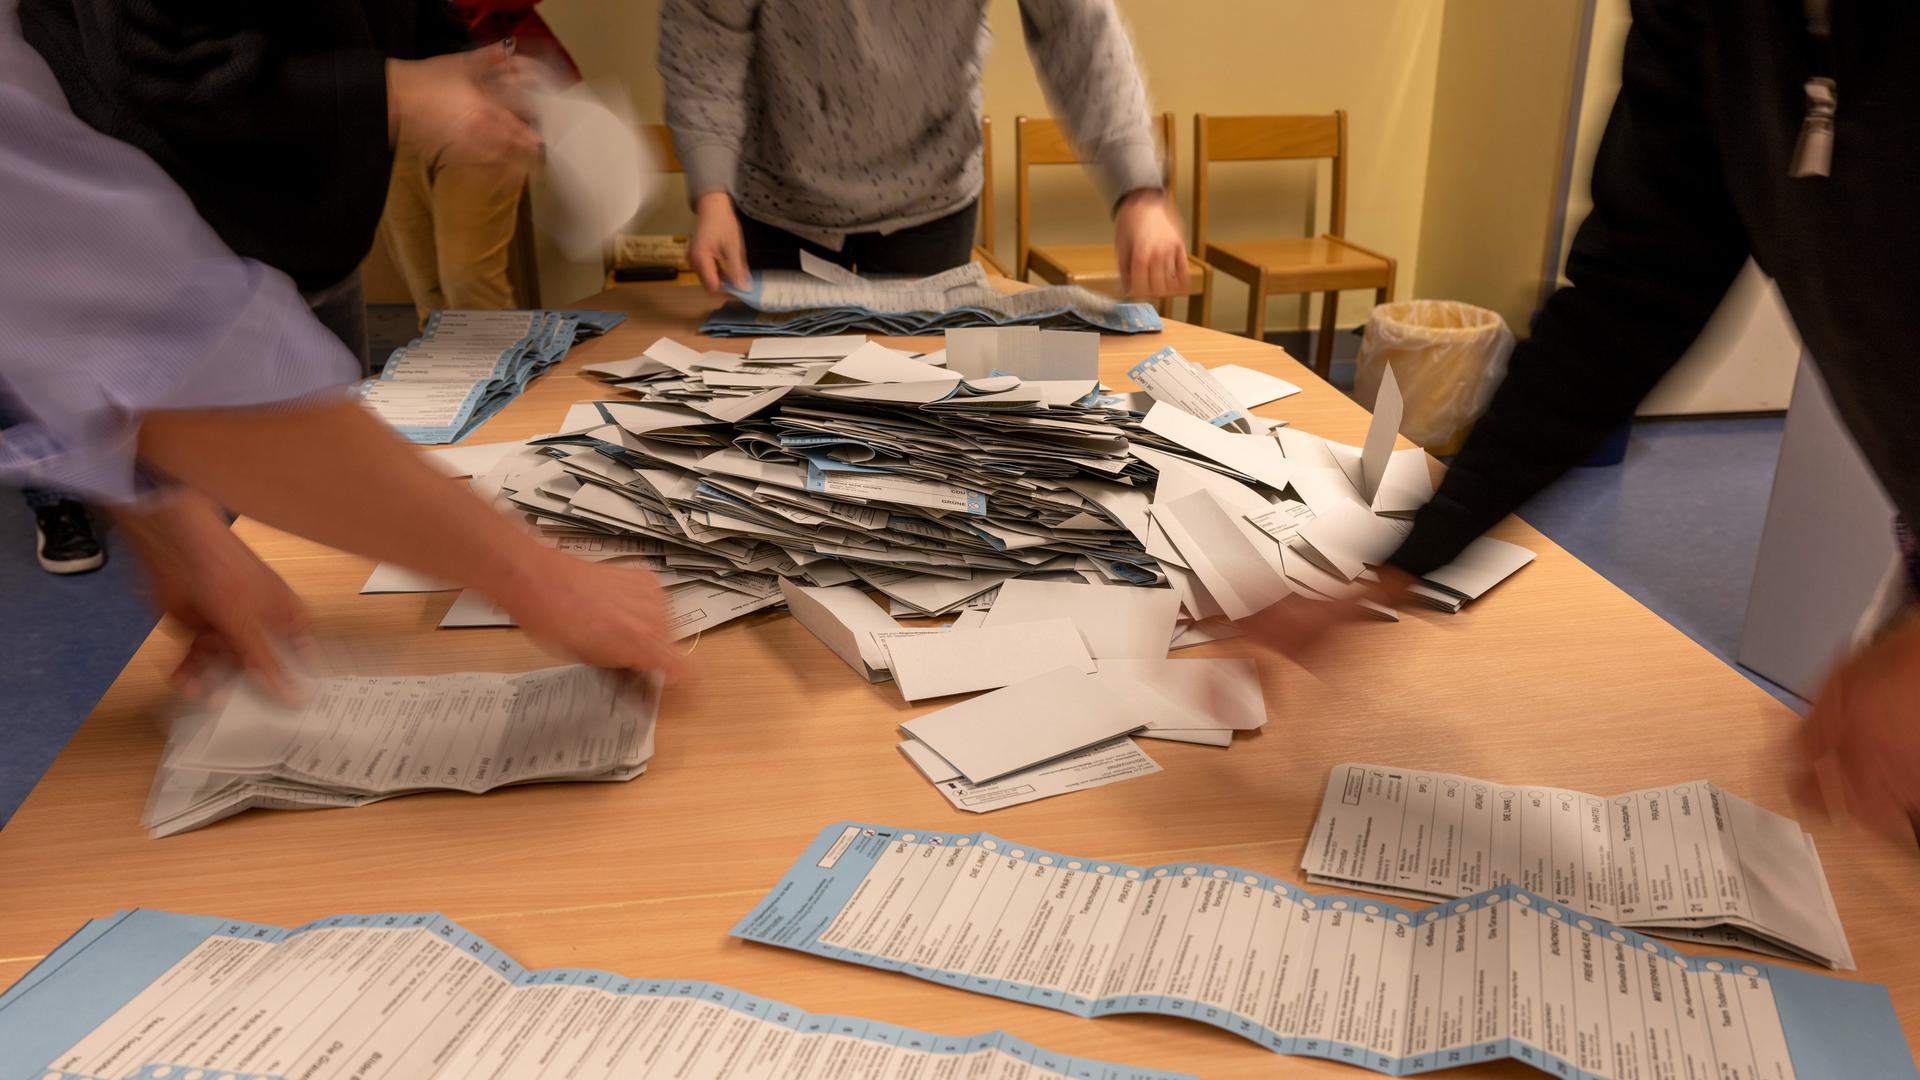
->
[3, 287, 1914, 1077]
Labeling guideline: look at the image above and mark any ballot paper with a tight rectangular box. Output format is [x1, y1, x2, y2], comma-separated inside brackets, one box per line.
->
[1128, 346, 1252, 429]
[1303, 762, 1856, 969]
[142, 665, 660, 837]
[884, 618, 1094, 702]
[779, 578, 899, 680]
[736, 823, 1917, 1080]
[361, 308, 624, 443]
[0, 909, 1192, 1080]
[703, 257, 1163, 337]
[899, 666, 1157, 783]
[981, 578, 1181, 658]
[898, 736, 1163, 812]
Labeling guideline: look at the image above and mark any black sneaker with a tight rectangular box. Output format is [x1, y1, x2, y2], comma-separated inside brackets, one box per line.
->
[33, 499, 105, 575]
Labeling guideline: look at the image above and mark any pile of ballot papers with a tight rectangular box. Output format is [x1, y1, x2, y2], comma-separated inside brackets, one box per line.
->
[375, 327, 1536, 810]
[701, 252, 1163, 337]
[142, 665, 660, 837]
[361, 308, 626, 443]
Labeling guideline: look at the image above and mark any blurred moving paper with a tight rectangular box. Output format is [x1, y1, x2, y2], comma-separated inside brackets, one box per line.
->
[532, 80, 658, 259]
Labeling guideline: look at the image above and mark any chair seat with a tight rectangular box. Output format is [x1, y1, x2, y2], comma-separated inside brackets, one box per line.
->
[1027, 243, 1210, 299]
[1203, 236, 1391, 293]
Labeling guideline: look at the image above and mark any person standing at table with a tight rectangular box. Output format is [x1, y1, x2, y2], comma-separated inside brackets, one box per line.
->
[1, 2, 680, 691]
[659, 0, 1190, 298]
[12, 0, 540, 575]
[381, 0, 583, 327]
[1239, 0, 1920, 840]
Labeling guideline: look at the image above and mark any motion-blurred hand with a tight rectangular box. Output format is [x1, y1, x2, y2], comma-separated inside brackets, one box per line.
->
[115, 492, 314, 702]
[387, 44, 542, 167]
[1235, 567, 1416, 661]
[503, 553, 690, 679]
[1800, 607, 1920, 841]
[1114, 189, 1190, 299]
[690, 191, 752, 295]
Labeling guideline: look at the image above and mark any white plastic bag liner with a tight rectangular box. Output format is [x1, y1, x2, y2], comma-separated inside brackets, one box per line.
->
[1355, 300, 1514, 455]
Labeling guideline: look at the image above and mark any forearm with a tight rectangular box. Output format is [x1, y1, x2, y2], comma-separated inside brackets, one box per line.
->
[658, 0, 757, 199]
[1016, 0, 1160, 205]
[136, 399, 557, 607]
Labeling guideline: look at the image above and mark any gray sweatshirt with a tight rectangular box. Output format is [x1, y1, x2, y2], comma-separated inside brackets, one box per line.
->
[659, 0, 1160, 247]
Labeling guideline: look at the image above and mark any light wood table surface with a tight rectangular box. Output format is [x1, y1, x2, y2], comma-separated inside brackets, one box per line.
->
[3, 286, 1915, 1076]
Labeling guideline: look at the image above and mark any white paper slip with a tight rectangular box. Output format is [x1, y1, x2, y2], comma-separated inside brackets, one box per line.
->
[904, 735, 1162, 812]
[1209, 363, 1303, 408]
[1127, 346, 1250, 429]
[420, 440, 524, 478]
[778, 579, 898, 680]
[359, 562, 458, 594]
[979, 578, 1181, 658]
[1289, 501, 1412, 581]
[1141, 402, 1294, 492]
[746, 333, 867, 359]
[1244, 499, 1315, 545]
[899, 667, 1154, 783]
[1303, 762, 1856, 969]
[822, 341, 959, 384]
[1095, 657, 1267, 730]
[1136, 727, 1233, 746]
[1349, 367, 1435, 515]
[664, 580, 781, 639]
[1422, 535, 1536, 599]
[439, 589, 515, 627]
[807, 466, 987, 515]
[884, 617, 1094, 702]
[1155, 490, 1292, 620]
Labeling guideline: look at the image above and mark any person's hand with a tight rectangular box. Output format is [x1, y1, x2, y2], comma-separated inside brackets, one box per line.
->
[1235, 566, 1416, 660]
[386, 44, 542, 167]
[114, 492, 314, 702]
[690, 191, 751, 295]
[499, 552, 690, 678]
[1113, 189, 1190, 299]
[1799, 607, 1920, 840]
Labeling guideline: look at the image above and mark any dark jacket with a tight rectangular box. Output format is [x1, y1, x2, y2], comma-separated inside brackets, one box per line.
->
[1391, 0, 1920, 575]
[19, 0, 471, 292]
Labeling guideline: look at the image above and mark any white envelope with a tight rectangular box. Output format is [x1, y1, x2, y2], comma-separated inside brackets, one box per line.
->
[899, 667, 1155, 782]
[981, 579, 1181, 659]
[884, 618, 1095, 702]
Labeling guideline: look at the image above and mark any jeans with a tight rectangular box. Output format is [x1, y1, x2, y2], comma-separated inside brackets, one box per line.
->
[739, 201, 978, 277]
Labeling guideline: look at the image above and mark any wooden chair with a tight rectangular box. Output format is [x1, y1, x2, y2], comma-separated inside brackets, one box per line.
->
[971, 116, 1009, 276]
[1193, 112, 1395, 377]
[603, 125, 694, 288]
[1016, 113, 1211, 320]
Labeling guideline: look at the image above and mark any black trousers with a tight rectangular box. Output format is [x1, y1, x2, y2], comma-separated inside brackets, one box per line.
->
[740, 202, 977, 278]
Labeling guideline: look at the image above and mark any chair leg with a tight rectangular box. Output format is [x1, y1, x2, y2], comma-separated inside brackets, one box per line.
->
[1194, 270, 1213, 329]
[1244, 275, 1267, 341]
[1315, 290, 1340, 381]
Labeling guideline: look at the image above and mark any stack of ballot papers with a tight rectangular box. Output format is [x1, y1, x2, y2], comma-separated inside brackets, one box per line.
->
[702, 252, 1163, 336]
[1303, 762, 1856, 969]
[142, 664, 660, 837]
[361, 307, 625, 443]
[0, 909, 1193, 1080]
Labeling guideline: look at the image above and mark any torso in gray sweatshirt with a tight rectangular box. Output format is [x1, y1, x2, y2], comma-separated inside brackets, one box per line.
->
[659, 0, 1160, 247]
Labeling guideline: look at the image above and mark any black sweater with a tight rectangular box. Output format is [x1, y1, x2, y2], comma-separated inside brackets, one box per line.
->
[1391, 0, 1920, 575]
[20, 0, 470, 292]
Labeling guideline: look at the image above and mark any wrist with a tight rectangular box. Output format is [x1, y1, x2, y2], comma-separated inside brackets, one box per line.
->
[694, 191, 734, 216]
[1115, 188, 1166, 215]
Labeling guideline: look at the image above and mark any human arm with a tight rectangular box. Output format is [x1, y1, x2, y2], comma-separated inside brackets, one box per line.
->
[1016, 0, 1185, 296]
[659, 0, 759, 293]
[1384, 0, 1750, 578]
[135, 400, 683, 676]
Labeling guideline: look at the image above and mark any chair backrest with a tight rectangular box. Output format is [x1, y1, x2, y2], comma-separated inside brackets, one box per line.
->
[1191, 112, 1346, 257]
[1014, 112, 1177, 279]
[978, 115, 996, 257]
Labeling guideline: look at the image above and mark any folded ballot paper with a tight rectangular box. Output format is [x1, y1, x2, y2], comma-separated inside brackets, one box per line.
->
[142, 664, 660, 837]
[361, 307, 625, 443]
[736, 823, 1917, 1079]
[0, 909, 1193, 1080]
[702, 252, 1163, 337]
[1303, 762, 1856, 969]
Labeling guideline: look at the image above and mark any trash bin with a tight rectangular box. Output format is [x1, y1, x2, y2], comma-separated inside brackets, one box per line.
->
[1354, 300, 1514, 457]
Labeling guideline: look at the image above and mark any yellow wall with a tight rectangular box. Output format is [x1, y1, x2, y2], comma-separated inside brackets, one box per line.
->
[1412, 0, 1588, 332]
[535, 0, 1446, 332]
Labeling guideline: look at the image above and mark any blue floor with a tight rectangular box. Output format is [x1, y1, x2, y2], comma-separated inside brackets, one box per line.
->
[0, 327, 1797, 828]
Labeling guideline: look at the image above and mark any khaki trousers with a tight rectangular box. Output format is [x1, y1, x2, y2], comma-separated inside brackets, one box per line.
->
[379, 139, 524, 326]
